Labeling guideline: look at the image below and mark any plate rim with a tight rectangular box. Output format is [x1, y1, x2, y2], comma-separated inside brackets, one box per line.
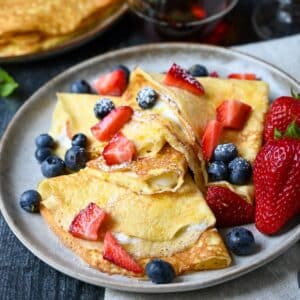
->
[0, 3, 127, 64]
[0, 43, 299, 293]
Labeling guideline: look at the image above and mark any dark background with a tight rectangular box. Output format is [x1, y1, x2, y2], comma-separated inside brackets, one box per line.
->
[0, 1, 268, 299]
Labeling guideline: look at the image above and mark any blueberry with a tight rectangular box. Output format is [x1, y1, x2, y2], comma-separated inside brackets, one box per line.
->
[19, 190, 41, 213]
[64, 146, 87, 171]
[94, 98, 115, 119]
[228, 157, 252, 185]
[113, 65, 130, 82]
[70, 79, 91, 94]
[214, 143, 238, 163]
[145, 259, 175, 284]
[208, 161, 228, 182]
[226, 227, 255, 255]
[35, 147, 52, 163]
[35, 134, 55, 148]
[72, 133, 87, 148]
[136, 87, 158, 109]
[188, 64, 208, 77]
[41, 155, 66, 178]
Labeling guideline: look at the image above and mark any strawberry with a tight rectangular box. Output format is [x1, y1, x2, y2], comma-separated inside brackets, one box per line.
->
[228, 73, 257, 80]
[254, 127, 300, 235]
[201, 120, 223, 160]
[103, 132, 137, 165]
[164, 63, 205, 96]
[69, 203, 107, 241]
[216, 100, 252, 130]
[263, 94, 300, 142]
[206, 186, 254, 227]
[103, 231, 143, 274]
[94, 69, 127, 96]
[210, 71, 219, 78]
[91, 106, 133, 141]
[191, 4, 207, 19]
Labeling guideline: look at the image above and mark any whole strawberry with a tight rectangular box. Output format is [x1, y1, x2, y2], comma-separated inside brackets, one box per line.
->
[264, 91, 300, 142]
[254, 124, 300, 235]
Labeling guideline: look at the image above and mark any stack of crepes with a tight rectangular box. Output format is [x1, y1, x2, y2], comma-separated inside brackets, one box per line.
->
[38, 68, 269, 277]
[0, 0, 123, 57]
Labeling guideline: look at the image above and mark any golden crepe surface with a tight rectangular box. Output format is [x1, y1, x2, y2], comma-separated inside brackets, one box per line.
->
[39, 168, 230, 277]
[0, 0, 123, 57]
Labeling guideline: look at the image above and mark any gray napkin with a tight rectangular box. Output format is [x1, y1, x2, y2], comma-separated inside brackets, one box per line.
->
[105, 34, 300, 300]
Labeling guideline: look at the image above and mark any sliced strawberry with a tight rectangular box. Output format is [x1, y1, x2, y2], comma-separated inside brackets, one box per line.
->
[207, 186, 254, 227]
[228, 73, 257, 80]
[216, 100, 252, 130]
[164, 63, 205, 96]
[103, 231, 143, 274]
[191, 4, 207, 19]
[94, 69, 127, 96]
[91, 106, 133, 141]
[69, 203, 107, 241]
[201, 120, 223, 160]
[103, 132, 137, 165]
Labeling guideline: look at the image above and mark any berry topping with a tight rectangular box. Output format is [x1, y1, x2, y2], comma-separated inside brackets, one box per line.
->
[35, 147, 52, 163]
[113, 65, 130, 82]
[191, 4, 207, 19]
[94, 69, 127, 96]
[226, 227, 255, 255]
[254, 133, 300, 235]
[263, 95, 300, 142]
[19, 190, 41, 213]
[206, 186, 255, 227]
[103, 132, 137, 166]
[70, 79, 92, 94]
[64, 146, 87, 171]
[71, 133, 87, 148]
[208, 161, 228, 182]
[228, 73, 257, 80]
[103, 231, 143, 274]
[164, 63, 205, 96]
[94, 98, 115, 119]
[216, 100, 252, 130]
[41, 155, 66, 178]
[188, 64, 208, 77]
[228, 157, 252, 185]
[136, 87, 158, 109]
[69, 203, 107, 241]
[35, 134, 55, 149]
[210, 71, 219, 78]
[145, 259, 176, 284]
[201, 120, 223, 160]
[213, 143, 238, 163]
[91, 106, 133, 142]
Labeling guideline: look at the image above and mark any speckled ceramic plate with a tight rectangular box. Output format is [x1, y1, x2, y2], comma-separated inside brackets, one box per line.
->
[0, 3, 127, 63]
[0, 44, 299, 293]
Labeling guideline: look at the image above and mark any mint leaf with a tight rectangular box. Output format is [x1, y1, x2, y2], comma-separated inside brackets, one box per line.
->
[291, 88, 300, 99]
[284, 121, 300, 139]
[0, 68, 18, 97]
[274, 128, 283, 139]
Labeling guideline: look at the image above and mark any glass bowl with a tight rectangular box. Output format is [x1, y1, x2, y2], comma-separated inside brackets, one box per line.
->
[127, 0, 239, 37]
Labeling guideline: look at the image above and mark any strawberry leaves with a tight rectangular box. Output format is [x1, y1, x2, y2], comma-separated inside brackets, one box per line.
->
[291, 88, 300, 100]
[0, 68, 18, 97]
[274, 121, 300, 139]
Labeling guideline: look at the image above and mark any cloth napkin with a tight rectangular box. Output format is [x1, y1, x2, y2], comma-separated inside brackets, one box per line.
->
[105, 34, 300, 300]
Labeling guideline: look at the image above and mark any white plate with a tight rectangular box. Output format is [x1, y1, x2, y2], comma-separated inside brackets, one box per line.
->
[0, 44, 299, 293]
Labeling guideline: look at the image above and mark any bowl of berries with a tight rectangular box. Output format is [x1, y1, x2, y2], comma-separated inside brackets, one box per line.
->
[128, 0, 238, 37]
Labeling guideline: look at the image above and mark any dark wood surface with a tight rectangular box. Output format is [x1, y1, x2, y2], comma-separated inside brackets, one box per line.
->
[0, 1, 269, 299]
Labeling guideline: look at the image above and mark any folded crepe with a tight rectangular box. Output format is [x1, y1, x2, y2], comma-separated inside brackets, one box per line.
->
[0, 0, 123, 57]
[39, 169, 230, 277]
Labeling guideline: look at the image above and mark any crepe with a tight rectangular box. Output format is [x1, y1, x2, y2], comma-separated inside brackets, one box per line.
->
[39, 168, 231, 276]
[124, 71, 269, 203]
[50, 93, 203, 194]
[0, 0, 123, 57]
